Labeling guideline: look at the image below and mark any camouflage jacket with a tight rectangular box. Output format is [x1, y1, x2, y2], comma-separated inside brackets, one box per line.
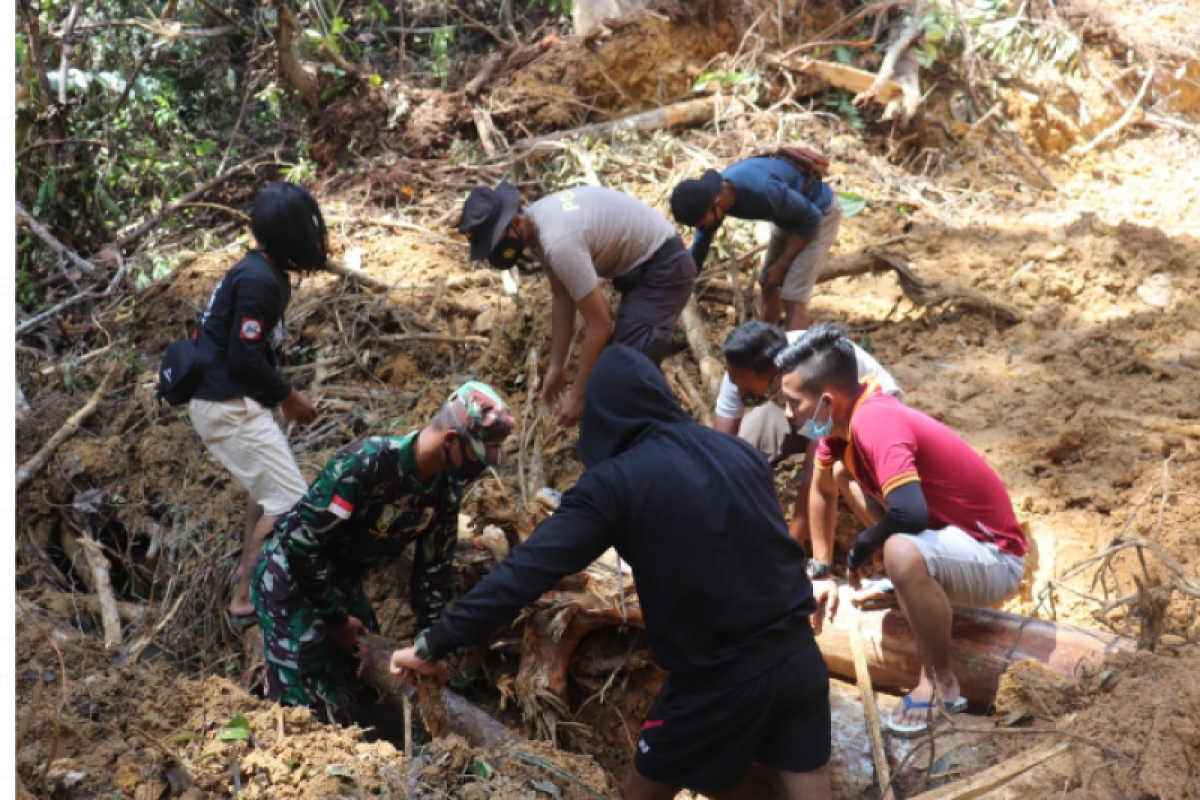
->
[273, 433, 460, 632]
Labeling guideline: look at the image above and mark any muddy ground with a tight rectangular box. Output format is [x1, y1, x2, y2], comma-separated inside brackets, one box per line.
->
[14, 2, 1200, 798]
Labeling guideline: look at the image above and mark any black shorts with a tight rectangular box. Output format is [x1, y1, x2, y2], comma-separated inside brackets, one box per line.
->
[634, 638, 831, 794]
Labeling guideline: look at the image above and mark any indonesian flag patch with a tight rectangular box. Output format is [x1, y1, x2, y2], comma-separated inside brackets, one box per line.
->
[328, 495, 354, 520]
[239, 317, 264, 341]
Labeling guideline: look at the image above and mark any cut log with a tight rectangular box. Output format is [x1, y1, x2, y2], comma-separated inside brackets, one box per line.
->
[678, 298, 724, 407]
[777, 57, 902, 103]
[514, 97, 718, 154]
[506, 580, 1131, 713]
[356, 633, 521, 747]
[816, 585, 1134, 710]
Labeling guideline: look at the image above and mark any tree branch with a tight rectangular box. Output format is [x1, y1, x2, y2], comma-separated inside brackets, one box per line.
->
[57, 0, 85, 109]
[16, 202, 97, 273]
[16, 361, 125, 491]
[111, 0, 180, 121]
[18, 0, 66, 153]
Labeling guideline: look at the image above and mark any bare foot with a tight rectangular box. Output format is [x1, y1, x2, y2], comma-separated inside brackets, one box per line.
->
[893, 669, 960, 727]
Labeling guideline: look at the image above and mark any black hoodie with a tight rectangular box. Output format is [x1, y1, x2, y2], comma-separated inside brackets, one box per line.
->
[423, 345, 817, 688]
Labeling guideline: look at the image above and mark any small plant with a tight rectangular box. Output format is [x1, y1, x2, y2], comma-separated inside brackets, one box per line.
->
[825, 90, 865, 129]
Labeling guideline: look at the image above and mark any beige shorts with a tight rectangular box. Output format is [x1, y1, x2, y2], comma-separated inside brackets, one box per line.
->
[894, 526, 1024, 608]
[759, 196, 843, 303]
[188, 398, 307, 516]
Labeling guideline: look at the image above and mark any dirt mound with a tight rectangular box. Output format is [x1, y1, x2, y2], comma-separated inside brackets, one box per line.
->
[494, 13, 737, 132]
[1060, 647, 1200, 799]
[16, 605, 616, 799]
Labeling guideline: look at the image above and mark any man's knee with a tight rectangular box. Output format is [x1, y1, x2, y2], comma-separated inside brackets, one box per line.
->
[884, 536, 931, 586]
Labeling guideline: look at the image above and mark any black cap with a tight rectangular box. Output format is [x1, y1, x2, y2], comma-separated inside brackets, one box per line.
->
[458, 182, 521, 262]
[670, 169, 723, 227]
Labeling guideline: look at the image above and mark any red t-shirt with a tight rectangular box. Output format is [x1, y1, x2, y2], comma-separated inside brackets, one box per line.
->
[816, 386, 1026, 557]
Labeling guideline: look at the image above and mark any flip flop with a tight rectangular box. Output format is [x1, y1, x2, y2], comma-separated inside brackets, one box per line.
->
[886, 694, 968, 738]
[227, 612, 258, 630]
[851, 578, 897, 610]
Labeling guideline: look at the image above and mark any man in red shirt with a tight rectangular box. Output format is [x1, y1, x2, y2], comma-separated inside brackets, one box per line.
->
[776, 325, 1026, 736]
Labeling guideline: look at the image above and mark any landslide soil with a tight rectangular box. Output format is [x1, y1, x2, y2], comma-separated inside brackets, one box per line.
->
[15, 6, 1200, 799]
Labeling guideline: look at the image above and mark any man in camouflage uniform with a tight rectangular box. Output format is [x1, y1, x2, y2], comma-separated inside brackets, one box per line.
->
[250, 382, 515, 722]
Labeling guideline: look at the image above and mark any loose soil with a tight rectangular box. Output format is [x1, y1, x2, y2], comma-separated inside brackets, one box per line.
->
[14, 1, 1200, 797]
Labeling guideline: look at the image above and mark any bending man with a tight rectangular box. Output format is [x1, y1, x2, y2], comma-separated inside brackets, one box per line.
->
[251, 383, 514, 724]
[671, 152, 840, 330]
[458, 182, 697, 426]
[393, 346, 836, 800]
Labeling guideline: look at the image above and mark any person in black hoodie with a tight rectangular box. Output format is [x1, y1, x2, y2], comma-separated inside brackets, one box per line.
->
[188, 182, 325, 622]
[391, 345, 837, 800]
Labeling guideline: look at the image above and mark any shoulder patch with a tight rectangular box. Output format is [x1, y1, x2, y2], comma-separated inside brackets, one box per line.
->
[328, 495, 354, 520]
[239, 317, 264, 341]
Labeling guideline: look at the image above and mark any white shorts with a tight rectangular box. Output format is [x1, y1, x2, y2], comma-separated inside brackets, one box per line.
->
[759, 196, 843, 304]
[188, 397, 307, 517]
[894, 526, 1025, 608]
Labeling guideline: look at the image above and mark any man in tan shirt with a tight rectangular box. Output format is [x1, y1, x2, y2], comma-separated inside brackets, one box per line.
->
[459, 182, 697, 426]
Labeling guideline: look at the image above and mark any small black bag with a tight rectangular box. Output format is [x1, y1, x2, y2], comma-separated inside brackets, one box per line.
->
[156, 335, 214, 406]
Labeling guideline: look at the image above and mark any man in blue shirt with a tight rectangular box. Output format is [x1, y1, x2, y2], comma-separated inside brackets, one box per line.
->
[672, 155, 842, 331]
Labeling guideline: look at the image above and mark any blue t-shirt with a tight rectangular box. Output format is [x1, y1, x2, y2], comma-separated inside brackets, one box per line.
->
[689, 156, 833, 269]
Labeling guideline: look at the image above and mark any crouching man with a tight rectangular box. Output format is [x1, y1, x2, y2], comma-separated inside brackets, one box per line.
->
[392, 346, 837, 800]
[778, 325, 1027, 736]
[251, 383, 514, 724]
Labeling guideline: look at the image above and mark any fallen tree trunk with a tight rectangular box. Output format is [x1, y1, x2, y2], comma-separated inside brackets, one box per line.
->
[678, 298, 724, 406]
[514, 97, 719, 154]
[816, 585, 1134, 710]
[357, 633, 521, 747]
[509, 579, 1131, 713]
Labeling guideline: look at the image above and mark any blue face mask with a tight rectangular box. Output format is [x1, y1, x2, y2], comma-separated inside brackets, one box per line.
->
[798, 396, 833, 440]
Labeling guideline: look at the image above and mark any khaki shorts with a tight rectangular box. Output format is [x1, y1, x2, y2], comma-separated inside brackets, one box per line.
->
[188, 398, 307, 516]
[894, 526, 1024, 608]
[759, 196, 843, 304]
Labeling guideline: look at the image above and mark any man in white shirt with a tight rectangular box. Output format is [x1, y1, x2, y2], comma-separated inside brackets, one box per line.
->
[714, 322, 905, 579]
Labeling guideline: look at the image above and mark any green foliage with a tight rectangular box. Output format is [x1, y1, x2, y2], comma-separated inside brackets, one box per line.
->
[217, 714, 252, 741]
[824, 90, 865, 129]
[922, 0, 1083, 76]
[692, 70, 757, 92]
[837, 192, 868, 217]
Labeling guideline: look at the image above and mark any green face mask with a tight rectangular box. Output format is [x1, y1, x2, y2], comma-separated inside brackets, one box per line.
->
[739, 375, 779, 409]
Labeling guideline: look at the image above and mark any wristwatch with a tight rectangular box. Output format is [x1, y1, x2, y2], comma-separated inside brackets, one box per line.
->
[806, 558, 832, 580]
[412, 631, 433, 663]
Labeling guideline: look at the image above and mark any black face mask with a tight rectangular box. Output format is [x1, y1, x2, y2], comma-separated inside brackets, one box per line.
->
[443, 436, 488, 487]
[488, 230, 526, 270]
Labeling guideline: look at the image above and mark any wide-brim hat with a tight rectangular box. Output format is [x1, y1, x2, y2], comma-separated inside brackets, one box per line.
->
[669, 169, 723, 227]
[458, 182, 521, 262]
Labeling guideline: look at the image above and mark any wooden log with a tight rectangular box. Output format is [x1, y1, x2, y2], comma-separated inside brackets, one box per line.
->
[506, 581, 1130, 711]
[514, 97, 718, 153]
[678, 298, 724, 407]
[356, 633, 521, 747]
[78, 535, 123, 649]
[816, 585, 1134, 711]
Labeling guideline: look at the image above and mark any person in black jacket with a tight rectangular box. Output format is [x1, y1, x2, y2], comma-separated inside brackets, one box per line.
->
[391, 345, 838, 800]
[188, 182, 325, 622]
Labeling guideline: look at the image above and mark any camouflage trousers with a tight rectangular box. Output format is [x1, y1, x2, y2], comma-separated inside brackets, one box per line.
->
[250, 539, 378, 723]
